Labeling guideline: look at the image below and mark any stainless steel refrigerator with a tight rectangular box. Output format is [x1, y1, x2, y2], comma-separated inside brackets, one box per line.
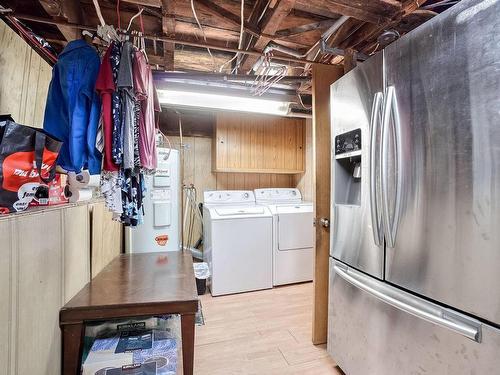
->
[328, 0, 500, 373]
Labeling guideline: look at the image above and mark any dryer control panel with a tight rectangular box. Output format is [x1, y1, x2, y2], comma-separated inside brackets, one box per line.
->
[255, 188, 302, 204]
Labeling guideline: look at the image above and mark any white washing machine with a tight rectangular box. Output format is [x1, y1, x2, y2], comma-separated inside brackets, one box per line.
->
[255, 188, 314, 286]
[203, 190, 273, 296]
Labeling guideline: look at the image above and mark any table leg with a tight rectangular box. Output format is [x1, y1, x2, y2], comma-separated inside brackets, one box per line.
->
[181, 313, 195, 375]
[61, 323, 84, 375]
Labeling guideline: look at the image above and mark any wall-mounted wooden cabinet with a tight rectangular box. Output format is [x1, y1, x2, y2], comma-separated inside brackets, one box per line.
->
[213, 112, 305, 174]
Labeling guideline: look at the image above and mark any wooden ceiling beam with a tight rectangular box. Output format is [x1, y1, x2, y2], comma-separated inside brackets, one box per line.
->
[339, 0, 429, 51]
[275, 19, 337, 38]
[294, 0, 399, 24]
[237, 0, 270, 68]
[240, 0, 295, 72]
[194, 0, 261, 37]
[122, 0, 162, 7]
[38, 0, 83, 41]
[162, 0, 176, 70]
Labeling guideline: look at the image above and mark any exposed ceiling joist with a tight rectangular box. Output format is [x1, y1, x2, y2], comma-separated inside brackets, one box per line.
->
[339, 0, 429, 51]
[162, 0, 176, 70]
[122, 0, 161, 7]
[294, 0, 399, 24]
[240, 0, 295, 71]
[38, 0, 83, 40]
[275, 19, 337, 37]
[194, 0, 260, 37]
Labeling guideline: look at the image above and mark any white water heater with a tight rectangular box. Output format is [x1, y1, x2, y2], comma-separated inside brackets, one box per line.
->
[125, 148, 180, 252]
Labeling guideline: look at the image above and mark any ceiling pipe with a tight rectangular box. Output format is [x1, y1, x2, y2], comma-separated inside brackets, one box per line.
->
[251, 15, 353, 72]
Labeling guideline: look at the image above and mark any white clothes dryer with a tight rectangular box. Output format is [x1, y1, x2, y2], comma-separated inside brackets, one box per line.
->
[255, 188, 314, 286]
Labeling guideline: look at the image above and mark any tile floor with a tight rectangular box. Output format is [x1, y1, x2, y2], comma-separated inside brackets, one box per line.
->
[194, 283, 344, 375]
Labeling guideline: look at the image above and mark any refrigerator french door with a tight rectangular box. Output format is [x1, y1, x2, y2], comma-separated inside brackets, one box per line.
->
[330, 51, 384, 279]
[328, 0, 500, 374]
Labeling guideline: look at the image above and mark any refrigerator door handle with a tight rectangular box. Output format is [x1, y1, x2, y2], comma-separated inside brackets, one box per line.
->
[333, 264, 482, 342]
[381, 86, 403, 248]
[390, 87, 403, 248]
[381, 86, 395, 248]
[369, 92, 384, 246]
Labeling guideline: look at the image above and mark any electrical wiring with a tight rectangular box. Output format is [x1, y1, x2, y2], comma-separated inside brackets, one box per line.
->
[219, 0, 245, 73]
[190, 0, 216, 71]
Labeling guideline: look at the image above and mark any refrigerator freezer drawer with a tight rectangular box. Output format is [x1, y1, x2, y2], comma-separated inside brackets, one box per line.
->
[328, 258, 500, 375]
[154, 201, 171, 226]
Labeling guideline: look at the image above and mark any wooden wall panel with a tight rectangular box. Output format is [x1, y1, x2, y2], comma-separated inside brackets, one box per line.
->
[311, 64, 344, 345]
[213, 112, 305, 174]
[0, 20, 51, 128]
[0, 220, 12, 375]
[0, 202, 116, 375]
[91, 202, 123, 278]
[17, 211, 62, 375]
[169, 135, 295, 205]
[63, 205, 91, 303]
[293, 118, 314, 201]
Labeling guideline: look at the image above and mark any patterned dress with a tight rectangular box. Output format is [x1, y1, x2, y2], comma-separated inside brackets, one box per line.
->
[110, 41, 123, 165]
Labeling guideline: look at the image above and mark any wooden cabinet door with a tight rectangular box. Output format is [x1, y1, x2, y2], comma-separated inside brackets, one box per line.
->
[213, 112, 305, 174]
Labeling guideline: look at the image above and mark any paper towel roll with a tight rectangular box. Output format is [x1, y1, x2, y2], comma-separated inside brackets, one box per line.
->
[67, 170, 100, 188]
[68, 187, 93, 203]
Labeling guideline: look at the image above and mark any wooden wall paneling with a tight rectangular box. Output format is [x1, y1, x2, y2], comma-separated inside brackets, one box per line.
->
[262, 117, 274, 170]
[16, 210, 62, 375]
[166, 125, 300, 202]
[33, 60, 52, 127]
[0, 20, 51, 128]
[259, 174, 272, 188]
[214, 118, 227, 171]
[293, 118, 313, 201]
[63, 205, 91, 303]
[0, 219, 12, 375]
[244, 173, 260, 190]
[0, 20, 29, 122]
[311, 64, 344, 345]
[194, 137, 217, 201]
[249, 118, 262, 169]
[275, 117, 285, 170]
[182, 137, 195, 187]
[227, 116, 241, 169]
[296, 119, 306, 172]
[216, 171, 228, 190]
[284, 118, 296, 171]
[91, 202, 122, 278]
[213, 113, 305, 173]
[20, 52, 40, 126]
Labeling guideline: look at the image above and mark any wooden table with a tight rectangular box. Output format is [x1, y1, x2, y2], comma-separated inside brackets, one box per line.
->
[60, 251, 198, 375]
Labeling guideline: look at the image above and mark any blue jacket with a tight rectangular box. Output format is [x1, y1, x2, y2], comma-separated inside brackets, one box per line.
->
[43, 39, 102, 174]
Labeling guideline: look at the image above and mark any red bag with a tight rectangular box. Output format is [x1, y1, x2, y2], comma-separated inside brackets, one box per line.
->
[0, 120, 62, 213]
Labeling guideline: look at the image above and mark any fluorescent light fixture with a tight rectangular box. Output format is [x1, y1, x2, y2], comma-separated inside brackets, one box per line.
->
[157, 89, 290, 116]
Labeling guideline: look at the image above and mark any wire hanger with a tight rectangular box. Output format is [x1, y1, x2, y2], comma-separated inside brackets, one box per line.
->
[126, 8, 144, 33]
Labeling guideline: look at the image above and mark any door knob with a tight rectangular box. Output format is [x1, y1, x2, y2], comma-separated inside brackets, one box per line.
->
[319, 218, 330, 228]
